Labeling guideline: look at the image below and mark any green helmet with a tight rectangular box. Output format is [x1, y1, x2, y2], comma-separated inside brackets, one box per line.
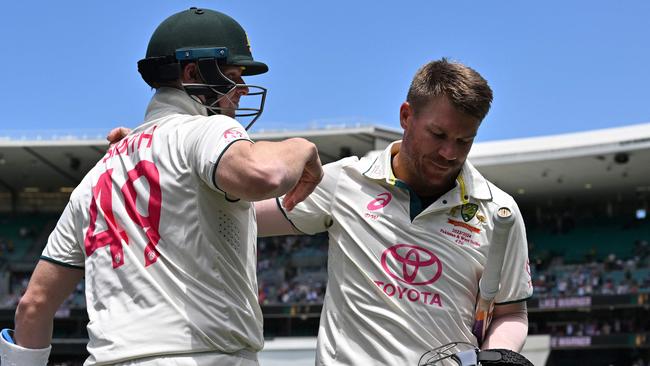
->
[138, 7, 268, 129]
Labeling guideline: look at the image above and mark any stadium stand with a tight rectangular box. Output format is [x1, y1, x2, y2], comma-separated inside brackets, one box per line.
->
[527, 215, 650, 264]
[257, 234, 328, 305]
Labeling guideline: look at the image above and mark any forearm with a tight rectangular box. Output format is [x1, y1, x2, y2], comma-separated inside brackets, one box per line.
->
[251, 138, 319, 197]
[217, 138, 320, 201]
[13, 260, 83, 348]
[481, 307, 528, 351]
[14, 301, 55, 348]
[255, 199, 302, 237]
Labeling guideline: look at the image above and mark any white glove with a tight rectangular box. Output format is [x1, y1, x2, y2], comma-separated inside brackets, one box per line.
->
[0, 329, 51, 366]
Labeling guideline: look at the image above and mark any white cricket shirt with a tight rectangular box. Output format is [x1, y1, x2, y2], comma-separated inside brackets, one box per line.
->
[282, 141, 533, 365]
[43, 88, 263, 365]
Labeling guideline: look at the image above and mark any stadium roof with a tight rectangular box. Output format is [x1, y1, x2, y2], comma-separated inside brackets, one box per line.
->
[0, 123, 648, 206]
[469, 122, 650, 203]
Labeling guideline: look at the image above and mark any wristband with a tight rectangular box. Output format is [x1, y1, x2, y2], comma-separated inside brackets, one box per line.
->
[0, 328, 51, 366]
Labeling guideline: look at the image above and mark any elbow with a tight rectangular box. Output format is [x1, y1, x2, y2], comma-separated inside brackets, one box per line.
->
[254, 138, 317, 193]
[13, 291, 55, 348]
[264, 158, 299, 193]
[216, 159, 289, 202]
[255, 138, 317, 195]
[16, 292, 51, 326]
[235, 162, 289, 201]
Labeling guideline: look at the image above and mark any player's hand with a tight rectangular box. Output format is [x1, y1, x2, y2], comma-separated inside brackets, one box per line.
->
[106, 127, 131, 147]
[282, 154, 323, 211]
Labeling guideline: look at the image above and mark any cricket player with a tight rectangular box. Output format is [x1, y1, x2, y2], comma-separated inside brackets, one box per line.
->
[256, 59, 533, 365]
[0, 8, 322, 366]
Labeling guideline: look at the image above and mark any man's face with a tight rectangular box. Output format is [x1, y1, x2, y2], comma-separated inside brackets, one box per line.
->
[183, 63, 249, 118]
[399, 96, 481, 193]
[215, 65, 249, 118]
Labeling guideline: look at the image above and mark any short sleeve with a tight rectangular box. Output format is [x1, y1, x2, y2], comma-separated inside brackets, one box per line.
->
[183, 115, 252, 192]
[42, 201, 85, 269]
[494, 201, 534, 304]
[281, 157, 358, 234]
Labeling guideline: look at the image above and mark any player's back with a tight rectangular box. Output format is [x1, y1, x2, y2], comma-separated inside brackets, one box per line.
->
[43, 88, 263, 364]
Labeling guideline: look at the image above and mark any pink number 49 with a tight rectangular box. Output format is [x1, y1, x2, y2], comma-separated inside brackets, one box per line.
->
[84, 161, 162, 268]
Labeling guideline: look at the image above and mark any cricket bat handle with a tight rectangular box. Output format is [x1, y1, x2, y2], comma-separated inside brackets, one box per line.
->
[479, 207, 516, 301]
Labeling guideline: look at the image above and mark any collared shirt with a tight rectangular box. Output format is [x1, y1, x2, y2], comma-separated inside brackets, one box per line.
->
[43, 87, 263, 365]
[282, 141, 533, 366]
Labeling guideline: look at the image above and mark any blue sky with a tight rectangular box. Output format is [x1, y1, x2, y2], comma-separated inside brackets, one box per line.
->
[0, 1, 648, 142]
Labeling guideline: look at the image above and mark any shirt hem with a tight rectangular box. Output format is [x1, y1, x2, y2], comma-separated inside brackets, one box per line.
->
[494, 295, 532, 305]
[275, 197, 306, 234]
[40, 256, 84, 270]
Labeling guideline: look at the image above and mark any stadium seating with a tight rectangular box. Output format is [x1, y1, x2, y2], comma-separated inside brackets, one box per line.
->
[528, 216, 650, 263]
[0, 215, 56, 262]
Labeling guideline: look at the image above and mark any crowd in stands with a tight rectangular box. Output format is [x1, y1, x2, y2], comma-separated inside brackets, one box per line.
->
[1, 211, 650, 365]
[529, 234, 650, 298]
[0, 213, 649, 310]
[0, 220, 35, 261]
[256, 234, 328, 305]
[0, 274, 26, 309]
[0, 236, 15, 261]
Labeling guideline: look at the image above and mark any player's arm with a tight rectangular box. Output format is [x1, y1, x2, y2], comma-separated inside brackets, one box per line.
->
[481, 301, 528, 352]
[107, 126, 324, 204]
[256, 157, 354, 236]
[0, 260, 83, 366]
[255, 199, 302, 237]
[14, 260, 83, 348]
[216, 138, 322, 204]
[480, 200, 531, 352]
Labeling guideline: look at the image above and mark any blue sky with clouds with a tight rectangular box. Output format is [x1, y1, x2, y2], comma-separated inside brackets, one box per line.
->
[1, 0, 648, 141]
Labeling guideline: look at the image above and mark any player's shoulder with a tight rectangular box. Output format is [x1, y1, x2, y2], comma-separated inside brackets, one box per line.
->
[66, 167, 98, 212]
[147, 110, 234, 126]
[483, 179, 521, 217]
[152, 114, 248, 146]
[323, 156, 360, 172]
[154, 113, 230, 130]
[316, 156, 361, 189]
[465, 160, 518, 209]
[486, 180, 517, 205]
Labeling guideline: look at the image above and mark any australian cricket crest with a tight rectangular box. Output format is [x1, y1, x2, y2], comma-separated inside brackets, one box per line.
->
[442, 202, 487, 247]
[461, 203, 479, 222]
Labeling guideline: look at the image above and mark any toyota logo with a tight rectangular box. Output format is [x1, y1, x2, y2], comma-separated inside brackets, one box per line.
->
[381, 244, 442, 285]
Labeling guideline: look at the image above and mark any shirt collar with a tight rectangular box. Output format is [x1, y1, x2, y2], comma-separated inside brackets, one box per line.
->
[362, 140, 402, 185]
[457, 160, 493, 201]
[362, 140, 493, 202]
[144, 87, 208, 122]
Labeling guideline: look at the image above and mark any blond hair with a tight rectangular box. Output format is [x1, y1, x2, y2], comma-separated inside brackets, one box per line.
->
[407, 58, 493, 121]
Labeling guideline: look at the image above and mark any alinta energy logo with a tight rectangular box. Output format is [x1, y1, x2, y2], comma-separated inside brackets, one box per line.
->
[375, 244, 444, 307]
[367, 192, 392, 211]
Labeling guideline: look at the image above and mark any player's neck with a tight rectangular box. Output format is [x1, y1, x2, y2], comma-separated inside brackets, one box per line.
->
[392, 152, 455, 202]
[413, 179, 455, 204]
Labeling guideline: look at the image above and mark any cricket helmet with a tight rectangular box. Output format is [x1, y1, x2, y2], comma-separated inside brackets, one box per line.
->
[137, 7, 268, 129]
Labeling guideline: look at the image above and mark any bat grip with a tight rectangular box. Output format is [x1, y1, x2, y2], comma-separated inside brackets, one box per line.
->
[479, 207, 515, 300]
